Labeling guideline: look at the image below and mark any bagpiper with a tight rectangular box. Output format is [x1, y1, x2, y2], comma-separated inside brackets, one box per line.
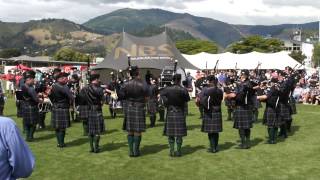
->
[147, 79, 159, 128]
[199, 75, 223, 153]
[257, 78, 282, 144]
[277, 70, 295, 139]
[80, 74, 105, 153]
[225, 70, 255, 149]
[160, 74, 190, 157]
[118, 66, 149, 157]
[21, 70, 42, 141]
[49, 72, 74, 148]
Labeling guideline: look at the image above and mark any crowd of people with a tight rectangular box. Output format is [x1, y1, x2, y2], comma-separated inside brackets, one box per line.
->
[0, 63, 311, 161]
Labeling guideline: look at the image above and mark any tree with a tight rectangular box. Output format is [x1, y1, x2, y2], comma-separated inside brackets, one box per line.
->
[228, 35, 284, 54]
[54, 47, 90, 62]
[0, 48, 21, 58]
[176, 40, 219, 55]
[312, 43, 320, 67]
[289, 51, 306, 64]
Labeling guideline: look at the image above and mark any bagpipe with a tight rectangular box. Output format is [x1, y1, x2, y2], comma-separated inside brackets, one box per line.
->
[159, 59, 179, 88]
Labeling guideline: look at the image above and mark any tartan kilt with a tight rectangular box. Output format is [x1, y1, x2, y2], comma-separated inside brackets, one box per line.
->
[263, 107, 283, 127]
[78, 105, 89, 121]
[21, 102, 39, 126]
[164, 106, 187, 137]
[233, 106, 253, 129]
[201, 107, 223, 133]
[51, 107, 70, 129]
[147, 98, 158, 114]
[289, 97, 297, 115]
[278, 103, 292, 122]
[16, 100, 23, 118]
[125, 101, 146, 132]
[225, 99, 236, 108]
[87, 106, 105, 135]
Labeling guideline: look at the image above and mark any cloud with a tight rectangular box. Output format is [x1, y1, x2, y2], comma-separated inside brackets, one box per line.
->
[0, 0, 319, 25]
[263, 0, 320, 8]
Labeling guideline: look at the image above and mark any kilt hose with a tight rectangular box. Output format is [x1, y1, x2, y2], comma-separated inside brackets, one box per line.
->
[16, 100, 23, 118]
[78, 105, 89, 121]
[289, 96, 297, 115]
[122, 100, 127, 130]
[147, 98, 158, 114]
[125, 101, 146, 132]
[201, 107, 223, 133]
[278, 103, 292, 123]
[0, 101, 4, 115]
[164, 106, 187, 137]
[87, 106, 105, 135]
[21, 102, 39, 126]
[233, 106, 253, 129]
[51, 107, 71, 129]
[263, 107, 283, 128]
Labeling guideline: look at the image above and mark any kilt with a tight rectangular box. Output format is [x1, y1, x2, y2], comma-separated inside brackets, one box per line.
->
[51, 107, 70, 129]
[289, 96, 297, 115]
[87, 106, 105, 135]
[233, 106, 253, 129]
[201, 107, 222, 133]
[78, 105, 89, 120]
[278, 103, 292, 122]
[225, 99, 236, 109]
[147, 98, 158, 114]
[21, 102, 39, 126]
[16, 100, 23, 118]
[263, 107, 283, 127]
[125, 101, 146, 132]
[164, 106, 187, 137]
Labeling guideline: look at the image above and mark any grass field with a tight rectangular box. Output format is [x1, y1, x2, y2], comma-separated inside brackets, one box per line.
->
[4, 97, 320, 180]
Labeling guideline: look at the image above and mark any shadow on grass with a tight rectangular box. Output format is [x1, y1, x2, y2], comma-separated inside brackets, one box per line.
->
[101, 129, 119, 135]
[146, 123, 164, 129]
[100, 142, 127, 152]
[289, 126, 300, 136]
[187, 124, 201, 130]
[67, 138, 88, 147]
[250, 138, 264, 148]
[34, 133, 56, 141]
[219, 142, 236, 152]
[183, 145, 206, 155]
[141, 144, 168, 156]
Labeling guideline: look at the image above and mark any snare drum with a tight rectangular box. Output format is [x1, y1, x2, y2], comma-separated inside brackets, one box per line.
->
[38, 98, 53, 113]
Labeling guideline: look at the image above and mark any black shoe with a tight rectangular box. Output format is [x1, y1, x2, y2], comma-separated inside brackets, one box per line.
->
[169, 151, 175, 157]
[175, 151, 182, 157]
[212, 148, 219, 153]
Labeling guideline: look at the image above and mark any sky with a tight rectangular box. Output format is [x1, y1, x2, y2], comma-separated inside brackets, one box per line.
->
[0, 0, 320, 25]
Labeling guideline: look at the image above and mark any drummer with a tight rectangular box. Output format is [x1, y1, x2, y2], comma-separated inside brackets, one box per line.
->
[105, 72, 121, 118]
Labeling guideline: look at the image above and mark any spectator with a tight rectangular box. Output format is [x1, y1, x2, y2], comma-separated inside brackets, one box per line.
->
[0, 117, 35, 180]
[5, 70, 15, 96]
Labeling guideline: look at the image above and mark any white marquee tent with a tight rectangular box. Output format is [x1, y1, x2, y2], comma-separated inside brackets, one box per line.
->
[183, 51, 303, 70]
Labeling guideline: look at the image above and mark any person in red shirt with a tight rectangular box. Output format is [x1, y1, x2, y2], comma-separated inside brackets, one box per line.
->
[5, 70, 15, 96]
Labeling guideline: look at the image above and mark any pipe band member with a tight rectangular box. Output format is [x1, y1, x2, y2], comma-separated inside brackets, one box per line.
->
[160, 74, 190, 157]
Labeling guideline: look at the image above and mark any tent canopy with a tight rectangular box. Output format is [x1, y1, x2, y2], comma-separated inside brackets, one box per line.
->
[94, 32, 197, 70]
[183, 51, 303, 70]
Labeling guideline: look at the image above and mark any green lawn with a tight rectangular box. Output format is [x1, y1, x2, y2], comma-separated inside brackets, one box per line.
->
[4, 97, 320, 180]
